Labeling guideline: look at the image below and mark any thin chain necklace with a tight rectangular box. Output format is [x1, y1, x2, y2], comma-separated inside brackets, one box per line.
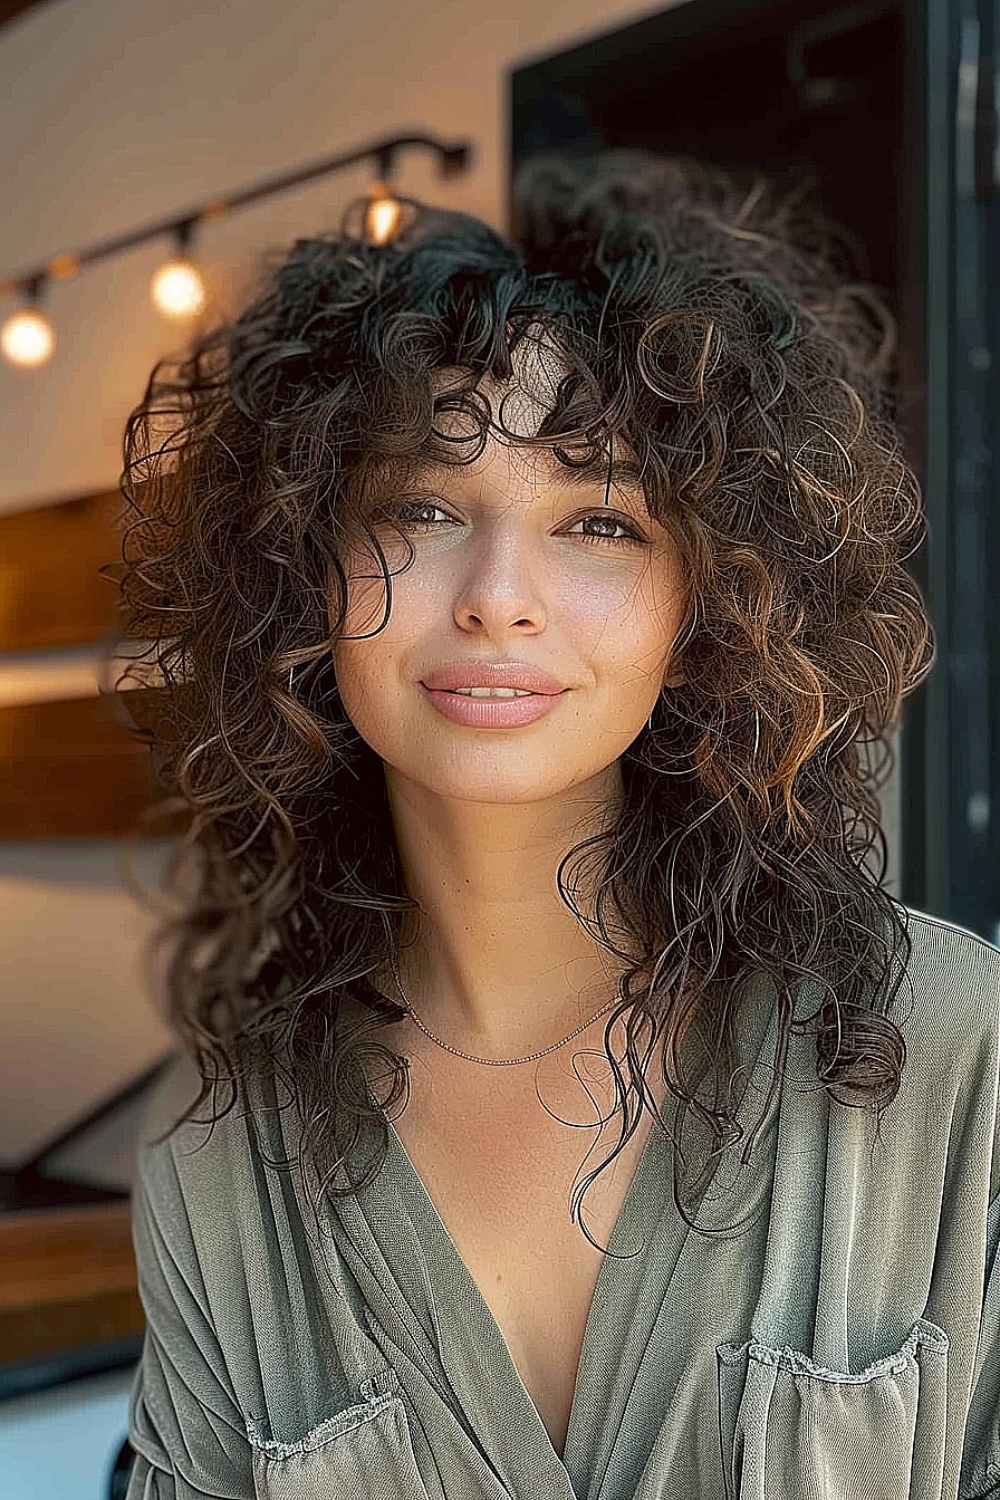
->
[386, 950, 623, 1066]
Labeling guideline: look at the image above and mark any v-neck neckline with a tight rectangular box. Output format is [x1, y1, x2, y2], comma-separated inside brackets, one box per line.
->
[327, 973, 782, 1498]
[378, 1082, 670, 1470]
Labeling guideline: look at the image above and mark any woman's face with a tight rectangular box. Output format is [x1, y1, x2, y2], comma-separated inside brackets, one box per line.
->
[329, 362, 689, 810]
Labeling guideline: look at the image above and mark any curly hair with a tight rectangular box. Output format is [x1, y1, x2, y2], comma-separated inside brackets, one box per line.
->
[101, 148, 936, 1247]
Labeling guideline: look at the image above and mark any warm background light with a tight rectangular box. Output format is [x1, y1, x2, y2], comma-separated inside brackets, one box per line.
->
[150, 255, 207, 319]
[364, 184, 404, 245]
[0, 306, 55, 367]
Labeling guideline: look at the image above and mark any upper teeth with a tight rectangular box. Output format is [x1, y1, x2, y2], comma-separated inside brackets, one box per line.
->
[450, 687, 534, 697]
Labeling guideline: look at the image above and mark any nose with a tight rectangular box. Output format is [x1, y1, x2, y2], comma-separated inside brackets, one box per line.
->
[451, 528, 546, 634]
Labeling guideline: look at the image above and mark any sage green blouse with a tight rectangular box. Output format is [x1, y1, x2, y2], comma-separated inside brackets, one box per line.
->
[124, 906, 1000, 1499]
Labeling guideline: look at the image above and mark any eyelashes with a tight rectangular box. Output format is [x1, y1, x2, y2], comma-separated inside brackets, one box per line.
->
[378, 500, 649, 550]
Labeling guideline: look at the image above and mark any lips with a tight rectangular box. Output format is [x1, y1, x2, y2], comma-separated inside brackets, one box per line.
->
[421, 683, 564, 727]
[421, 662, 566, 694]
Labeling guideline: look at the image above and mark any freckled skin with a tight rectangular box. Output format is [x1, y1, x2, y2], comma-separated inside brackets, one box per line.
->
[331, 428, 688, 812]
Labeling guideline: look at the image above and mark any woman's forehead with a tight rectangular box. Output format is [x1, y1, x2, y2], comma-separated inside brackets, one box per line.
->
[428, 322, 572, 438]
[422, 381, 642, 489]
[403, 437, 645, 507]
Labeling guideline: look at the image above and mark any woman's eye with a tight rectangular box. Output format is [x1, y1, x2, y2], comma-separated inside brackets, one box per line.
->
[391, 501, 451, 528]
[568, 513, 648, 548]
[385, 503, 647, 549]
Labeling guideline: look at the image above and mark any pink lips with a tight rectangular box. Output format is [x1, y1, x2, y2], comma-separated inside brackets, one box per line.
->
[421, 661, 566, 694]
[421, 684, 565, 728]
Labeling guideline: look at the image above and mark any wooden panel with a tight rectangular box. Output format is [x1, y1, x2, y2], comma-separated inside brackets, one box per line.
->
[0, 487, 191, 838]
[0, 1286, 144, 1368]
[0, 1201, 136, 1309]
[0, 489, 124, 653]
[0, 689, 189, 839]
[0, 1201, 145, 1367]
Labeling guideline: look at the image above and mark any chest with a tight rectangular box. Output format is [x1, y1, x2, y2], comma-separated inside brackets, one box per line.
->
[387, 1057, 656, 1461]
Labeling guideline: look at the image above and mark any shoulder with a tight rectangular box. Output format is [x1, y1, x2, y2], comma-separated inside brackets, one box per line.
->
[897, 905, 1000, 1038]
[893, 905, 1000, 1200]
[136, 1047, 243, 1163]
[135, 1047, 206, 1148]
[132, 1048, 280, 1247]
[902, 904, 1000, 977]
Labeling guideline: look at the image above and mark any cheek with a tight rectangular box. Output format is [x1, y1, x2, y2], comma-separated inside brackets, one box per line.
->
[334, 552, 392, 633]
[573, 564, 681, 659]
[330, 640, 396, 749]
[328, 541, 411, 668]
[640, 555, 689, 649]
[330, 579, 410, 733]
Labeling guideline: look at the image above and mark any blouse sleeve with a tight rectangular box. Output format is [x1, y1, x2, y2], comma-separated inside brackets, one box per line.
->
[960, 1177, 1000, 1497]
[124, 1128, 254, 1500]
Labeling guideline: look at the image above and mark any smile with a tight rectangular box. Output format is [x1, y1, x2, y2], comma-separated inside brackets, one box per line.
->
[421, 684, 566, 727]
[448, 687, 533, 698]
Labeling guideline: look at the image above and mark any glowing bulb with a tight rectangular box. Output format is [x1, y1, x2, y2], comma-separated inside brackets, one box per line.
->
[151, 255, 207, 319]
[0, 307, 55, 367]
[364, 188, 404, 246]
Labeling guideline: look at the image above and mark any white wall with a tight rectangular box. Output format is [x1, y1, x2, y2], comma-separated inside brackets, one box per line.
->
[0, 0, 674, 1160]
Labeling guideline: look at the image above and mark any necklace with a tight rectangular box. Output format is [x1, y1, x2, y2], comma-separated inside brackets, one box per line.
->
[386, 950, 623, 1066]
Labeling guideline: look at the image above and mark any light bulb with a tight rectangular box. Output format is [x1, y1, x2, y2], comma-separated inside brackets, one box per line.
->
[0, 306, 55, 367]
[364, 188, 404, 246]
[151, 255, 207, 319]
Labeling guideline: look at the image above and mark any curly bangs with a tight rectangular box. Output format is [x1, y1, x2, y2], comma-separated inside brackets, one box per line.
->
[104, 148, 936, 1242]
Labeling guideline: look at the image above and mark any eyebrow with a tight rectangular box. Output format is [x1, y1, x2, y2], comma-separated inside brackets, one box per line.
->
[545, 456, 646, 491]
[384, 453, 651, 522]
[410, 455, 646, 493]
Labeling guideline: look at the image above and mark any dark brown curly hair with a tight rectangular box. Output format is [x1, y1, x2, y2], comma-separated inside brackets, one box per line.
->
[101, 148, 936, 1247]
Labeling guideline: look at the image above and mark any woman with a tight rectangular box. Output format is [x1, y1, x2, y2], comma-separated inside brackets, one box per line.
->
[112, 150, 1000, 1500]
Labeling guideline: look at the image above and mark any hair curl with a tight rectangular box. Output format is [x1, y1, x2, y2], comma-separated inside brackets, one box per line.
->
[102, 148, 936, 1248]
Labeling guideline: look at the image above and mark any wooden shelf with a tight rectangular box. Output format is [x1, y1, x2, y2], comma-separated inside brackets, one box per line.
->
[0, 1201, 144, 1367]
